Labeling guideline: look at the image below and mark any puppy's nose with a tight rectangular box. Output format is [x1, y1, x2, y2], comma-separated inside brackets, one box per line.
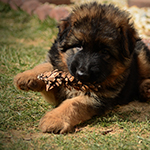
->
[76, 70, 89, 81]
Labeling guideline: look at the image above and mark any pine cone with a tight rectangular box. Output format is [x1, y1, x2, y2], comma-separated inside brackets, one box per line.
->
[38, 69, 101, 92]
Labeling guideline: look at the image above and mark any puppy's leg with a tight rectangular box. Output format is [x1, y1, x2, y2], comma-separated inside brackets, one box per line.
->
[39, 95, 98, 134]
[14, 63, 53, 92]
[137, 43, 150, 101]
[139, 79, 150, 101]
[14, 63, 60, 105]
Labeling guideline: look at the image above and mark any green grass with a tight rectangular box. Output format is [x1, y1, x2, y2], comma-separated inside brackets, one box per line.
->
[0, 2, 150, 150]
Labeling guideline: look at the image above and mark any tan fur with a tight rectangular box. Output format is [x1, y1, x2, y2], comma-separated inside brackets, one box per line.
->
[101, 61, 130, 88]
[41, 90, 57, 105]
[39, 94, 98, 133]
[59, 52, 69, 72]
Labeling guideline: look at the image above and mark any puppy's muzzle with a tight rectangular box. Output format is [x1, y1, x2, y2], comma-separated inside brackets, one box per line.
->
[76, 69, 90, 82]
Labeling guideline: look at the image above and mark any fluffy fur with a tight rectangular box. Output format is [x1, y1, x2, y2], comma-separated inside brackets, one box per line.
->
[14, 2, 150, 134]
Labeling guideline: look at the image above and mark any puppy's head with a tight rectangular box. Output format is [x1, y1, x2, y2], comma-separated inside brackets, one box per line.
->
[57, 2, 139, 84]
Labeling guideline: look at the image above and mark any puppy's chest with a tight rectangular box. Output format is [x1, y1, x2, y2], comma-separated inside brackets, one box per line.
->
[64, 85, 123, 100]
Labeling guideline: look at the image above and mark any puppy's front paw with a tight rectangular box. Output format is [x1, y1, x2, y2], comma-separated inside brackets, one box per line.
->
[14, 71, 45, 92]
[139, 79, 150, 101]
[39, 111, 73, 134]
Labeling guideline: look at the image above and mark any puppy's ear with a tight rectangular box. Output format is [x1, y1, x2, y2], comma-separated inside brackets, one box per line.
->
[119, 24, 139, 58]
[58, 16, 71, 42]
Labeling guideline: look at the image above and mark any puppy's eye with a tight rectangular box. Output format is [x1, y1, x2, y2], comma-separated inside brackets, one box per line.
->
[101, 49, 110, 59]
[101, 49, 109, 55]
[76, 46, 83, 51]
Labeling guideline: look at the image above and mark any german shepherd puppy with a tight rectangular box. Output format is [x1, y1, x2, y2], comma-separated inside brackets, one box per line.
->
[14, 2, 150, 134]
